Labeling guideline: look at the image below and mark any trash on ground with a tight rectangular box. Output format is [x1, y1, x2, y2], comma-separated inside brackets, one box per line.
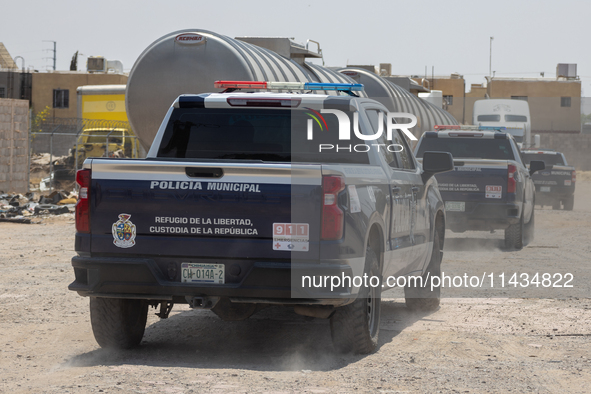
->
[0, 190, 77, 222]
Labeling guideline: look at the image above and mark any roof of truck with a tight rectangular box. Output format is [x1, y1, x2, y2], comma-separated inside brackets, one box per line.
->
[422, 130, 513, 140]
[172, 92, 370, 111]
[521, 149, 560, 154]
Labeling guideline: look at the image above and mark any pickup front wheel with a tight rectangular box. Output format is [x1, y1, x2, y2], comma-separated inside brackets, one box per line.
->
[90, 297, 148, 349]
[405, 229, 442, 312]
[330, 246, 381, 354]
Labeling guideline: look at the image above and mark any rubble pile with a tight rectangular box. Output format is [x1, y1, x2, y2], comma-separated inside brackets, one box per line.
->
[30, 153, 75, 192]
[0, 190, 77, 224]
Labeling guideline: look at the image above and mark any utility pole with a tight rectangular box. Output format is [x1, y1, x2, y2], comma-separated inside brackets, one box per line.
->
[43, 40, 56, 71]
[489, 37, 494, 79]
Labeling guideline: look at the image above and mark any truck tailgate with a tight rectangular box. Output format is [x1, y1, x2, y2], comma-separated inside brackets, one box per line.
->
[533, 165, 575, 191]
[88, 159, 322, 260]
[434, 159, 509, 210]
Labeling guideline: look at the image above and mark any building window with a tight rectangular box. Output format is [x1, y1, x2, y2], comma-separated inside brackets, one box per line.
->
[511, 96, 528, 101]
[561, 97, 571, 107]
[53, 89, 69, 108]
[0, 86, 5, 98]
[443, 95, 453, 106]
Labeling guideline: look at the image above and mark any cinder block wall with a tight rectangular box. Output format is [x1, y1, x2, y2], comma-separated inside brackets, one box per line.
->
[0, 99, 29, 193]
[537, 133, 591, 171]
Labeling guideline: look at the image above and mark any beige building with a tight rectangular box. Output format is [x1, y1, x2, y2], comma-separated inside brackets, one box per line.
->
[412, 74, 466, 123]
[484, 77, 581, 133]
[411, 74, 581, 133]
[31, 71, 128, 118]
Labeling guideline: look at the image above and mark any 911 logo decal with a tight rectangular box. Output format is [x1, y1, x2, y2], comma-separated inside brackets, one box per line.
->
[112, 213, 137, 248]
[273, 223, 309, 252]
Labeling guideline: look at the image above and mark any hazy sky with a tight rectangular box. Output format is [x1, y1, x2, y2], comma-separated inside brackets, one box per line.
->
[3, 0, 590, 95]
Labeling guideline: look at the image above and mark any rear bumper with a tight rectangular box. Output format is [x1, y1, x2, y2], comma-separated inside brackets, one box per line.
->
[534, 185, 575, 204]
[69, 255, 356, 306]
[446, 202, 521, 232]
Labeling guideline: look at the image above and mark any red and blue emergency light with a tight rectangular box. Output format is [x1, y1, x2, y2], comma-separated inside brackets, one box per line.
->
[214, 80, 364, 92]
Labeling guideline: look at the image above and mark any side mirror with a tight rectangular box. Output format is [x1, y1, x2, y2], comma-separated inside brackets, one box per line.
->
[529, 160, 545, 176]
[421, 151, 454, 183]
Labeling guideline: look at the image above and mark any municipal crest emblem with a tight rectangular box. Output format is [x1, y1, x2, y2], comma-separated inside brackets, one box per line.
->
[112, 213, 137, 248]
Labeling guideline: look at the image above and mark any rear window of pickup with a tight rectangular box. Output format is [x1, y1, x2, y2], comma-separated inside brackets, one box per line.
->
[522, 153, 565, 166]
[157, 108, 370, 164]
[416, 138, 515, 161]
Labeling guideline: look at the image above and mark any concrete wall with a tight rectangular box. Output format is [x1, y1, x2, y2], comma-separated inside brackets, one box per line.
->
[538, 133, 591, 171]
[0, 99, 29, 193]
[31, 72, 128, 118]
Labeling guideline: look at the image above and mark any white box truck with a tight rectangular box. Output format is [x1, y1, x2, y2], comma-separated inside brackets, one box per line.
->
[473, 99, 531, 148]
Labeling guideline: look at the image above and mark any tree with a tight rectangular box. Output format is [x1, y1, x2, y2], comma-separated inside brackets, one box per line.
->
[70, 51, 78, 71]
[31, 106, 51, 135]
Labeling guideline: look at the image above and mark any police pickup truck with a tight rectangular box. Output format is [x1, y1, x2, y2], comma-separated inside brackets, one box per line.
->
[414, 128, 545, 250]
[521, 149, 576, 210]
[69, 81, 453, 354]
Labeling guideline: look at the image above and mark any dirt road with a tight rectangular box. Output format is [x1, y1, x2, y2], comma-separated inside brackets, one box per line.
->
[1, 178, 590, 393]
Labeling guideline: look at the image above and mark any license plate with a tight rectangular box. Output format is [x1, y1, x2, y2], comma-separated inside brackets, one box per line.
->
[181, 263, 225, 284]
[540, 186, 551, 192]
[445, 201, 465, 212]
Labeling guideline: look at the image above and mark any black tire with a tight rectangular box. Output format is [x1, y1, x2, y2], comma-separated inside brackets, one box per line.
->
[523, 208, 535, 246]
[504, 213, 524, 250]
[90, 297, 148, 349]
[330, 246, 381, 354]
[563, 195, 574, 211]
[405, 229, 442, 312]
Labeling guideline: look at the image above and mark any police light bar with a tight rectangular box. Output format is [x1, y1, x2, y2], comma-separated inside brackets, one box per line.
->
[434, 125, 461, 130]
[479, 126, 507, 131]
[214, 80, 364, 92]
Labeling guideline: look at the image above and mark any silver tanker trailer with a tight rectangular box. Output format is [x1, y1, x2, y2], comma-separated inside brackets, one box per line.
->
[126, 29, 458, 151]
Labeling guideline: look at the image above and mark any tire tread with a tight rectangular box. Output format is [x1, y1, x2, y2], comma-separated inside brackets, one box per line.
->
[90, 297, 148, 349]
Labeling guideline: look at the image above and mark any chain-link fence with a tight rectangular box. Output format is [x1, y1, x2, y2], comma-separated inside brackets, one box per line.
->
[31, 117, 140, 191]
[32, 117, 133, 155]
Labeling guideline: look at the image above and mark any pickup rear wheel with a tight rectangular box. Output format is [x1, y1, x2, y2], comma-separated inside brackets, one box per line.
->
[405, 229, 442, 312]
[330, 246, 381, 354]
[563, 195, 574, 211]
[90, 297, 148, 349]
[504, 214, 524, 250]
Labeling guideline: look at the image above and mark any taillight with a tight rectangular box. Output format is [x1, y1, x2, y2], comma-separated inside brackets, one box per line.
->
[76, 169, 91, 233]
[507, 164, 517, 193]
[572, 170, 576, 183]
[321, 175, 345, 240]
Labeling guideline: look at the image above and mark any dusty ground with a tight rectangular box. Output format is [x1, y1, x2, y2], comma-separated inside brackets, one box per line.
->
[1, 179, 590, 393]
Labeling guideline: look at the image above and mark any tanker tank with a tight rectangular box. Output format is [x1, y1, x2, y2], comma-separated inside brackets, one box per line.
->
[339, 68, 459, 138]
[126, 30, 359, 150]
